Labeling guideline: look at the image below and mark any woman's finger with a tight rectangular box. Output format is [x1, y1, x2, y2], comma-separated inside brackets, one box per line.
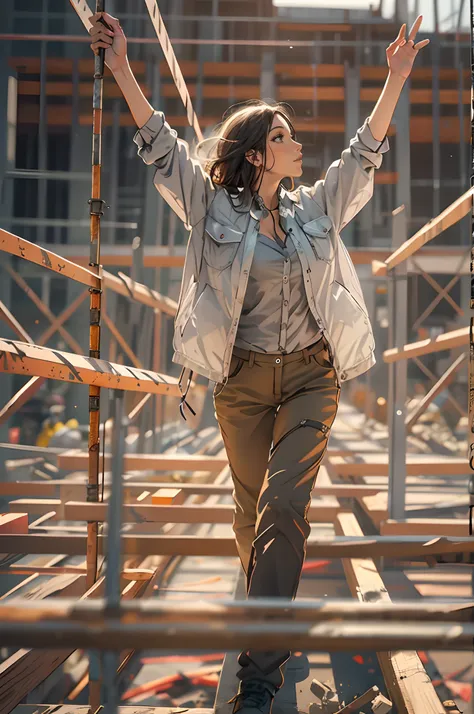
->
[396, 23, 406, 41]
[91, 40, 112, 50]
[89, 24, 114, 37]
[408, 14, 423, 41]
[90, 31, 113, 43]
[414, 38, 430, 50]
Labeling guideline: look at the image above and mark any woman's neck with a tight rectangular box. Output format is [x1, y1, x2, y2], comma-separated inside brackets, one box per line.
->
[255, 177, 281, 211]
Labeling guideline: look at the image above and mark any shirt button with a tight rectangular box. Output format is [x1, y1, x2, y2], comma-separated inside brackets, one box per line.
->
[282, 323, 287, 329]
[283, 276, 288, 283]
[275, 358, 281, 364]
[220, 234, 224, 239]
[284, 300, 289, 306]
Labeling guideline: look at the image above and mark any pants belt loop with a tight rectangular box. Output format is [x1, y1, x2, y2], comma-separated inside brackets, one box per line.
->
[302, 347, 310, 365]
[248, 351, 255, 368]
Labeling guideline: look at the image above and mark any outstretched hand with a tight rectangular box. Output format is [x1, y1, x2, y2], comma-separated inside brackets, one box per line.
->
[386, 15, 430, 79]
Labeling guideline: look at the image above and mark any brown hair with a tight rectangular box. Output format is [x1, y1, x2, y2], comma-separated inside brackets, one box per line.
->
[194, 99, 297, 209]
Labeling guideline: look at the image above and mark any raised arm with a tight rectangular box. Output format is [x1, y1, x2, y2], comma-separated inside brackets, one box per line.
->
[301, 15, 429, 234]
[89, 11, 214, 230]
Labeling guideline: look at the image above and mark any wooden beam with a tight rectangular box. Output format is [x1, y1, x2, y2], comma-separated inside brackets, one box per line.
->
[381, 519, 470, 536]
[3, 532, 474, 560]
[0, 300, 33, 342]
[360, 491, 468, 528]
[0, 376, 46, 425]
[5, 264, 84, 354]
[0, 228, 101, 289]
[0, 478, 385, 500]
[57, 451, 229, 473]
[103, 270, 177, 317]
[31, 498, 341, 524]
[0, 229, 177, 317]
[383, 325, 469, 363]
[102, 311, 143, 369]
[328, 453, 469, 477]
[335, 512, 445, 713]
[384, 187, 474, 272]
[0, 339, 181, 395]
[405, 352, 467, 429]
[0, 513, 28, 534]
[37, 289, 89, 346]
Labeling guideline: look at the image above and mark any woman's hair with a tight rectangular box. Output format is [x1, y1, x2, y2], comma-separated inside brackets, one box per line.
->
[194, 99, 297, 209]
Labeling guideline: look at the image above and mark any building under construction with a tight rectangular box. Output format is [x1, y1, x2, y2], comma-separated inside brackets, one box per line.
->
[0, 0, 473, 712]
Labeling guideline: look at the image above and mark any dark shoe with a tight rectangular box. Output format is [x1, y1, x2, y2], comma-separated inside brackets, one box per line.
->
[228, 679, 277, 714]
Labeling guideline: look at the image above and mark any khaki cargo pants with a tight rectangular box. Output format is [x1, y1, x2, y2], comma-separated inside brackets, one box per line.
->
[213, 335, 341, 690]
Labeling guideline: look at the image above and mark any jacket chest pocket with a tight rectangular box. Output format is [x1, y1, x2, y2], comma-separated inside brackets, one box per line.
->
[203, 218, 243, 272]
[302, 216, 334, 263]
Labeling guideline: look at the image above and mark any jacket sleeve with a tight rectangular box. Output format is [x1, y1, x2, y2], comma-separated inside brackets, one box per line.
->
[306, 117, 390, 234]
[133, 110, 214, 231]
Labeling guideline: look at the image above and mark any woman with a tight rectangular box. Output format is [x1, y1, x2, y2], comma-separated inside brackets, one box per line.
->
[90, 14, 428, 714]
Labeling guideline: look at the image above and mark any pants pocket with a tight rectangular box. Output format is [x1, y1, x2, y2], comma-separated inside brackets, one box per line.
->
[311, 346, 332, 369]
[228, 355, 245, 379]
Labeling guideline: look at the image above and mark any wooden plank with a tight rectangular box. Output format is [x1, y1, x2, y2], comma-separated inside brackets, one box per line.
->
[103, 270, 177, 317]
[103, 311, 143, 368]
[0, 338, 181, 395]
[5, 264, 84, 355]
[144, 0, 203, 141]
[0, 376, 46, 425]
[0, 300, 33, 342]
[360, 491, 468, 528]
[381, 519, 469, 537]
[335, 512, 445, 714]
[405, 352, 467, 429]
[0, 513, 28, 534]
[37, 289, 89, 346]
[0, 228, 101, 289]
[57, 451, 228, 472]
[384, 187, 474, 272]
[55, 499, 341, 524]
[383, 325, 469, 363]
[328, 454, 469, 477]
[151, 487, 188, 505]
[0, 479, 387, 499]
[3, 532, 474, 560]
[0, 572, 101, 713]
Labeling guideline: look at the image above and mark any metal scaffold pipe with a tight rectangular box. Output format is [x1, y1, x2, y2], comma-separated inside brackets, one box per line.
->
[86, 0, 106, 594]
[469, 0, 474, 531]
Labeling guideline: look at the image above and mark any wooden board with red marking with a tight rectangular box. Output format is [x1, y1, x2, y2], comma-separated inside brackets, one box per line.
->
[0, 339, 180, 395]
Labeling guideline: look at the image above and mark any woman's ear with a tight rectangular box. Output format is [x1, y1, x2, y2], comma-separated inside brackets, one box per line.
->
[245, 149, 261, 166]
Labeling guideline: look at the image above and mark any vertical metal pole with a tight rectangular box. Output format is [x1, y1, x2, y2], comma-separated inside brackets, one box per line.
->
[37, 0, 48, 246]
[432, 0, 441, 219]
[102, 388, 126, 714]
[387, 205, 408, 521]
[87, 0, 106, 592]
[468, 0, 474, 538]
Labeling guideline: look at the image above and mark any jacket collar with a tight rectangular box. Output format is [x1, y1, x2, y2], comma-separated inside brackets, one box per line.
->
[223, 185, 301, 221]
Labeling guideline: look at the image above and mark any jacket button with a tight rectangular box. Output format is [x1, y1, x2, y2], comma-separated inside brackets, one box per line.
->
[220, 234, 224, 239]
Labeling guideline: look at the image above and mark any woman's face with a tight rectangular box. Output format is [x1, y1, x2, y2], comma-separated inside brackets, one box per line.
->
[247, 113, 303, 181]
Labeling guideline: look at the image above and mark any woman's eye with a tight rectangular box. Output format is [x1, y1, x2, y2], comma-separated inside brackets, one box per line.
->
[273, 133, 284, 142]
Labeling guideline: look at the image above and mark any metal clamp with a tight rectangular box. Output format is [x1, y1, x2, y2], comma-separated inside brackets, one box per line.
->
[88, 197, 107, 216]
[89, 395, 100, 412]
[87, 483, 99, 502]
